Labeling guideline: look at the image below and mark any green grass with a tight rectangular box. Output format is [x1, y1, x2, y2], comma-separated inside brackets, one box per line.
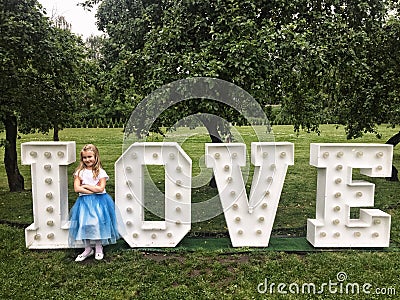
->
[1, 125, 400, 299]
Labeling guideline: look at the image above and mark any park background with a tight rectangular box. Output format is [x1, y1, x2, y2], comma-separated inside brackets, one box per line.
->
[1, 0, 400, 299]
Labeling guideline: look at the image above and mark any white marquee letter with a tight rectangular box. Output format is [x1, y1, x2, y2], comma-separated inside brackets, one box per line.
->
[206, 142, 294, 247]
[22, 142, 76, 248]
[307, 143, 393, 247]
[115, 142, 191, 247]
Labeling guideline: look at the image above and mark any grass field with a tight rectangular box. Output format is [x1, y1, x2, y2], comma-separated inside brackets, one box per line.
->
[1, 125, 399, 299]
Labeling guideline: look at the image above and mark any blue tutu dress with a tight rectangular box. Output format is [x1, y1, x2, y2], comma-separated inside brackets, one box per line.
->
[69, 168, 121, 247]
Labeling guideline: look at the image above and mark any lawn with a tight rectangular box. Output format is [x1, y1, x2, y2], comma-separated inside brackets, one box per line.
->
[0, 125, 399, 299]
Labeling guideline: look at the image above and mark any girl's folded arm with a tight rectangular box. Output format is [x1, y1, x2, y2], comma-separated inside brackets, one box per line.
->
[74, 176, 93, 194]
[81, 177, 106, 193]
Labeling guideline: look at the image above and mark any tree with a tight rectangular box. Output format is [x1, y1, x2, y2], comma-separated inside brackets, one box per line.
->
[45, 14, 86, 140]
[41, 27, 86, 141]
[274, 0, 399, 179]
[86, 34, 104, 60]
[279, 0, 399, 137]
[0, 0, 87, 191]
[1, 0, 50, 191]
[83, 0, 399, 129]
[84, 0, 398, 179]
[91, 0, 278, 143]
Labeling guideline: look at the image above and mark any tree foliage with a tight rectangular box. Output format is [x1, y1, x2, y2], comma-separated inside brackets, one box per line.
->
[274, 0, 399, 139]
[0, 0, 87, 191]
[87, 0, 399, 141]
[91, 0, 279, 140]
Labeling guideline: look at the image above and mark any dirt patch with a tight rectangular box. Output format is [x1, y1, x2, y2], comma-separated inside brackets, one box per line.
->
[142, 252, 186, 263]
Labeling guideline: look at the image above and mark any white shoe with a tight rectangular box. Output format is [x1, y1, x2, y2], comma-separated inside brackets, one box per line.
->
[95, 252, 104, 260]
[75, 249, 94, 262]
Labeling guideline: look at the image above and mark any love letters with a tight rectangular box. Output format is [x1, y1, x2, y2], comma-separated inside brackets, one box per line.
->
[21, 141, 393, 249]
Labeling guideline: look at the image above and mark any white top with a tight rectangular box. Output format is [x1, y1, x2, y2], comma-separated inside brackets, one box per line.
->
[75, 168, 109, 195]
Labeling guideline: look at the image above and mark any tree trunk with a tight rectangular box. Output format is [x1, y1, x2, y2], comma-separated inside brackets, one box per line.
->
[53, 124, 59, 141]
[386, 131, 400, 182]
[386, 131, 400, 146]
[197, 116, 223, 188]
[197, 116, 223, 144]
[3, 115, 24, 192]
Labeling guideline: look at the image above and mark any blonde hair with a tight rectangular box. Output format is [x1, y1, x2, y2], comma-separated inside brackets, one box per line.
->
[74, 144, 103, 179]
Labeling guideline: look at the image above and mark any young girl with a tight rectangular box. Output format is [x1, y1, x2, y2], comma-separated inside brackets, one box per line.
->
[69, 144, 120, 261]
